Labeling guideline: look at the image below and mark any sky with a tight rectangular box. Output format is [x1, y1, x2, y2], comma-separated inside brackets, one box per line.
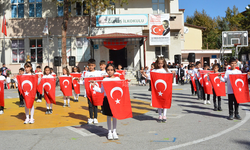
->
[179, 0, 249, 21]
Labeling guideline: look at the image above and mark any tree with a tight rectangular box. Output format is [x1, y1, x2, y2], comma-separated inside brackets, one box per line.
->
[56, 0, 128, 67]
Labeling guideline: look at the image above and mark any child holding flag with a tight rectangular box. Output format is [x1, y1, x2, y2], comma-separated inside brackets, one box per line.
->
[61, 67, 71, 107]
[91, 63, 120, 140]
[0, 70, 6, 114]
[211, 64, 222, 111]
[71, 66, 81, 102]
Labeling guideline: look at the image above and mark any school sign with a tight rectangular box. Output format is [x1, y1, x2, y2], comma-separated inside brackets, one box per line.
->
[96, 14, 148, 27]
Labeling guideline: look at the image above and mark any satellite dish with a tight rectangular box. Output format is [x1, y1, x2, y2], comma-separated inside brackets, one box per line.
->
[184, 27, 189, 34]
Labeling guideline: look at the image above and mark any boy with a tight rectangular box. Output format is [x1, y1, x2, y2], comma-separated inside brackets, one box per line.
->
[188, 64, 196, 96]
[219, 58, 247, 120]
[203, 64, 211, 105]
[0, 70, 6, 114]
[78, 59, 100, 124]
[99, 60, 107, 76]
[15, 68, 25, 107]
[117, 64, 123, 70]
[192, 61, 203, 100]
[35, 66, 43, 102]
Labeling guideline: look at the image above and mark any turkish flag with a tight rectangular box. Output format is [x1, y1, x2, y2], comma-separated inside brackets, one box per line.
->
[190, 76, 197, 91]
[59, 76, 72, 96]
[229, 74, 250, 103]
[2, 15, 7, 36]
[116, 70, 126, 80]
[17, 75, 38, 108]
[198, 77, 203, 86]
[0, 80, 4, 107]
[151, 25, 164, 35]
[36, 73, 43, 93]
[201, 73, 213, 94]
[150, 72, 173, 108]
[103, 80, 132, 120]
[84, 77, 104, 106]
[40, 78, 56, 104]
[70, 73, 82, 94]
[209, 73, 226, 96]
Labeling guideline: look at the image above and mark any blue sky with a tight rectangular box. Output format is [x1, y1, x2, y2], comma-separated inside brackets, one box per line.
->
[179, 0, 249, 21]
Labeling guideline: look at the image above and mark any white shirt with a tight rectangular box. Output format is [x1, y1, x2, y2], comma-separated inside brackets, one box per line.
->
[146, 69, 151, 80]
[79, 71, 101, 85]
[99, 70, 108, 76]
[0, 75, 5, 80]
[192, 68, 203, 80]
[219, 69, 242, 94]
[42, 74, 54, 78]
[151, 68, 171, 73]
[93, 77, 120, 96]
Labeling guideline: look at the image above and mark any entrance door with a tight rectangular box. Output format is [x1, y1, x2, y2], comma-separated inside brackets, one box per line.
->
[203, 57, 210, 67]
[109, 48, 127, 68]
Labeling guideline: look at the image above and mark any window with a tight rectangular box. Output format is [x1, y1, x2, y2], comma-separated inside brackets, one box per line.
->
[30, 39, 43, 63]
[58, 0, 71, 17]
[76, 37, 90, 62]
[76, 2, 88, 16]
[29, 0, 42, 17]
[107, 2, 115, 15]
[152, 0, 165, 14]
[58, 38, 71, 61]
[11, 0, 24, 18]
[155, 46, 169, 58]
[12, 39, 25, 63]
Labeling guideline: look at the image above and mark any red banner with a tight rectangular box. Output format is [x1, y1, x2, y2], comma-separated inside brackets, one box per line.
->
[209, 73, 226, 96]
[190, 76, 197, 91]
[84, 77, 104, 106]
[40, 78, 56, 104]
[150, 72, 173, 108]
[70, 73, 82, 94]
[59, 76, 72, 96]
[0, 80, 4, 107]
[229, 74, 250, 103]
[201, 73, 213, 94]
[116, 70, 126, 80]
[103, 80, 132, 120]
[17, 75, 38, 108]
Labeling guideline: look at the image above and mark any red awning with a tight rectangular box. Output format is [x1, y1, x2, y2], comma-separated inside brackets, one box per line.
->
[87, 32, 147, 39]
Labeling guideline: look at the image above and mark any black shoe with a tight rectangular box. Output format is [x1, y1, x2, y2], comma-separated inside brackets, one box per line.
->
[75, 99, 78, 102]
[218, 107, 222, 111]
[50, 109, 53, 114]
[156, 109, 158, 113]
[45, 109, 50, 114]
[228, 115, 234, 120]
[235, 114, 242, 120]
[213, 107, 218, 111]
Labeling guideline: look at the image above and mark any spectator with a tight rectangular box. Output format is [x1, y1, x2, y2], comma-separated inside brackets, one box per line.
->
[139, 67, 146, 86]
[236, 58, 241, 69]
[0, 63, 8, 77]
[210, 63, 214, 70]
[214, 60, 220, 72]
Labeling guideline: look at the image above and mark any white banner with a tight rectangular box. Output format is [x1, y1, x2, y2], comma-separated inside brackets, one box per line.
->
[149, 14, 170, 46]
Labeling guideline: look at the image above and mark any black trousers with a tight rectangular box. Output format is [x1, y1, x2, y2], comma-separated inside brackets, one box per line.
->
[180, 75, 184, 85]
[18, 90, 24, 105]
[148, 80, 151, 91]
[195, 80, 203, 99]
[176, 75, 179, 84]
[36, 91, 42, 100]
[0, 106, 4, 111]
[88, 98, 97, 119]
[213, 89, 221, 108]
[202, 89, 210, 100]
[228, 94, 239, 115]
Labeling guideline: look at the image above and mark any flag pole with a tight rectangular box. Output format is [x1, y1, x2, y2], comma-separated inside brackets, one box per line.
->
[47, 33, 49, 67]
[3, 11, 5, 64]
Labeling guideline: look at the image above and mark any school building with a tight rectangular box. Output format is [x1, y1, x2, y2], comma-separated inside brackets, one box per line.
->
[0, 0, 185, 74]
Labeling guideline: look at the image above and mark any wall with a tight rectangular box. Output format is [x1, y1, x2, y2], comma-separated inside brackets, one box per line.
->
[184, 27, 203, 50]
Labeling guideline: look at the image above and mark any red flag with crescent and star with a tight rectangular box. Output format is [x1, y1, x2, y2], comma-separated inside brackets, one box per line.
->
[59, 76, 72, 96]
[201, 72, 213, 94]
[40, 78, 56, 104]
[0, 80, 4, 107]
[84, 77, 104, 106]
[190, 76, 197, 91]
[229, 74, 250, 103]
[17, 75, 38, 108]
[151, 25, 164, 35]
[102, 80, 132, 120]
[70, 73, 82, 94]
[198, 77, 203, 87]
[150, 72, 173, 108]
[116, 70, 126, 80]
[209, 73, 226, 96]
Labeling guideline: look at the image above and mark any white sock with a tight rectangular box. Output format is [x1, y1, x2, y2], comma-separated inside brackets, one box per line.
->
[50, 104, 53, 109]
[163, 109, 167, 117]
[158, 108, 162, 116]
[76, 94, 79, 99]
[113, 117, 117, 133]
[46, 102, 49, 109]
[30, 105, 35, 120]
[67, 97, 70, 104]
[74, 92, 76, 99]
[107, 116, 112, 133]
[25, 105, 29, 119]
[63, 96, 66, 104]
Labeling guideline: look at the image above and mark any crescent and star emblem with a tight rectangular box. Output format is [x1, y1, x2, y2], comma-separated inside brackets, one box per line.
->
[43, 82, 51, 94]
[154, 79, 167, 96]
[214, 76, 220, 87]
[110, 87, 123, 104]
[63, 79, 70, 88]
[235, 79, 244, 92]
[22, 80, 33, 96]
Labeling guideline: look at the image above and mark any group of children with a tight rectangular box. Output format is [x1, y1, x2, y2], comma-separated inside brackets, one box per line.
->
[188, 58, 250, 120]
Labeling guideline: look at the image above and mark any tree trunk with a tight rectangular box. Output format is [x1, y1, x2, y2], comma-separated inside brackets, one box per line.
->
[61, 0, 69, 68]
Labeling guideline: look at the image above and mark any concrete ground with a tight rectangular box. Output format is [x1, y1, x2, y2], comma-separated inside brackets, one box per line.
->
[1, 83, 250, 150]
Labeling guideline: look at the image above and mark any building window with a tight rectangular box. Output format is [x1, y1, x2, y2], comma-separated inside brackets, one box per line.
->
[11, 0, 24, 18]
[58, 0, 71, 17]
[152, 0, 165, 14]
[76, 2, 88, 16]
[155, 46, 169, 58]
[29, 0, 42, 17]
[12, 39, 25, 63]
[58, 38, 71, 61]
[76, 37, 90, 62]
[30, 39, 43, 63]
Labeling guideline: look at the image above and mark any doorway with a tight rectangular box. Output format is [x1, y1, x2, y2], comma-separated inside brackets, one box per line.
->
[109, 48, 127, 68]
[203, 57, 210, 67]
